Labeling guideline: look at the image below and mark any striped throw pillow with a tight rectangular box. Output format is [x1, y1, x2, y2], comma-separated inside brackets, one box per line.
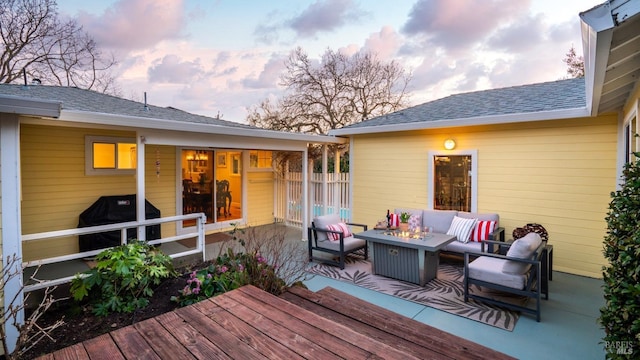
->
[326, 222, 353, 241]
[470, 220, 497, 242]
[446, 216, 477, 244]
[389, 213, 399, 227]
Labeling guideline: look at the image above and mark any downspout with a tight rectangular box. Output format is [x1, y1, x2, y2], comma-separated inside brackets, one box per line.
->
[302, 147, 309, 240]
[136, 135, 146, 240]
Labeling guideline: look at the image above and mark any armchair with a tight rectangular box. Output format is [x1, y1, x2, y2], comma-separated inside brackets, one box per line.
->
[463, 233, 547, 322]
[308, 214, 368, 269]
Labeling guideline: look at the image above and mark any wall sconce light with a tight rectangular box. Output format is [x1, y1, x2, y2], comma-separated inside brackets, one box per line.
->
[444, 139, 456, 150]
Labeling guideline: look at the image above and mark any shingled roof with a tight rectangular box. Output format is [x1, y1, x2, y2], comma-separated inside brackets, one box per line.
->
[331, 77, 586, 134]
[0, 84, 254, 129]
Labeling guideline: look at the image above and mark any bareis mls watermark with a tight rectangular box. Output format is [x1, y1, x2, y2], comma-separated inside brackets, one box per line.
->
[605, 341, 634, 355]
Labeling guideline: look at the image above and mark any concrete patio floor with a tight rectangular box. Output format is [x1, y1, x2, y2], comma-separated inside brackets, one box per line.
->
[25, 223, 606, 359]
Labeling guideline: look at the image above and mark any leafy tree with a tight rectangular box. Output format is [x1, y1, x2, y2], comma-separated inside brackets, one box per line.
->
[564, 45, 584, 78]
[600, 144, 640, 358]
[0, 0, 119, 93]
[247, 47, 411, 134]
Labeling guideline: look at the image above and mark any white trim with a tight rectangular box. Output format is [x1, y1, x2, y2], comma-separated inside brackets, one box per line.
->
[329, 108, 589, 136]
[1, 115, 23, 354]
[58, 110, 347, 144]
[427, 149, 478, 213]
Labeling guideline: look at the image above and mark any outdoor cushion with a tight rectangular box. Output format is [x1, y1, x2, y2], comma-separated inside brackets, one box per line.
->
[313, 214, 342, 242]
[469, 220, 497, 242]
[326, 222, 353, 241]
[458, 211, 499, 225]
[408, 214, 422, 231]
[468, 256, 527, 289]
[444, 240, 484, 254]
[318, 235, 366, 252]
[503, 233, 542, 274]
[422, 210, 458, 233]
[447, 216, 477, 243]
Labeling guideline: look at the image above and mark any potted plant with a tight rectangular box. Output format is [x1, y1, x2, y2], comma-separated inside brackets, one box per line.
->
[399, 212, 411, 232]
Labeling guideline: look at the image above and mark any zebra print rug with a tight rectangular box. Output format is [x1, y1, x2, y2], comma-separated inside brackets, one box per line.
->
[307, 256, 528, 331]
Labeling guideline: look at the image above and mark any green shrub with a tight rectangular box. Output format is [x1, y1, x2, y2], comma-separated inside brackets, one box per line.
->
[70, 241, 175, 316]
[600, 153, 640, 358]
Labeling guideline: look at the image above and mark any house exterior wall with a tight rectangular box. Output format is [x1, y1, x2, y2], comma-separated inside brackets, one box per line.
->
[350, 115, 618, 278]
[20, 124, 176, 261]
[246, 171, 275, 225]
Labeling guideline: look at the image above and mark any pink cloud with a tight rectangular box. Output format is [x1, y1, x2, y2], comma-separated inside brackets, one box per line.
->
[147, 55, 204, 84]
[362, 26, 402, 60]
[77, 0, 188, 51]
[402, 0, 530, 49]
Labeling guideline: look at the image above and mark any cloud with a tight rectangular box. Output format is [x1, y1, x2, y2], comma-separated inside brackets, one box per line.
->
[288, 0, 362, 38]
[402, 0, 529, 51]
[362, 26, 403, 60]
[147, 55, 205, 84]
[243, 54, 287, 89]
[77, 0, 188, 51]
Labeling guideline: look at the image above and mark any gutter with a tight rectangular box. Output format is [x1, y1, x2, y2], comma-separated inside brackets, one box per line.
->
[0, 94, 61, 118]
[56, 109, 348, 144]
[328, 107, 590, 136]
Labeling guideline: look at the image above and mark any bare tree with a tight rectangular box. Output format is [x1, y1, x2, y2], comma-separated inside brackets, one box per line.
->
[248, 47, 411, 134]
[564, 45, 584, 78]
[0, 0, 119, 94]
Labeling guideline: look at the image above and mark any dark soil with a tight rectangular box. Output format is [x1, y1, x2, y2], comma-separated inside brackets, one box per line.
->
[19, 262, 208, 359]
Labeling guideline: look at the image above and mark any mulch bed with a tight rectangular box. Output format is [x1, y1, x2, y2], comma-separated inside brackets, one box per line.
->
[19, 261, 210, 359]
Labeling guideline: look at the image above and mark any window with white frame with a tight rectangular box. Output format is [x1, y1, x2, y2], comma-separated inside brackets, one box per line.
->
[85, 136, 136, 175]
[249, 150, 273, 169]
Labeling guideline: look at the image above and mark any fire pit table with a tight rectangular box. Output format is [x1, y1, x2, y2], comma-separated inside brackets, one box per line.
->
[354, 229, 456, 286]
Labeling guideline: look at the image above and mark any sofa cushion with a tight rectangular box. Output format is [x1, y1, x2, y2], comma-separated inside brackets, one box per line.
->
[468, 256, 527, 289]
[313, 214, 342, 242]
[389, 213, 399, 227]
[444, 240, 484, 254]
[458, 211, 499, 226]
[422, 210, 458, 233]
[502, 233, 542, 274]
[319, 235, 366, 252]
[326, 222, 353, 241]
[447, 216, 477, 243]
[470, 220, 497, 242]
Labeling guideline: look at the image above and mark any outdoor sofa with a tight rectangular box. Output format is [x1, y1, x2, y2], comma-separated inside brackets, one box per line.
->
[308, 214, 368, 269]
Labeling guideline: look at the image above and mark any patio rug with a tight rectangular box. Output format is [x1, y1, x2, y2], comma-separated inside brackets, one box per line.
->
[307, 255, 528, 331]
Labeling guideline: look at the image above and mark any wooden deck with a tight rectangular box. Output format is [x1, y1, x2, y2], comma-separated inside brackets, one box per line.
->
[37, 285, 514, 359]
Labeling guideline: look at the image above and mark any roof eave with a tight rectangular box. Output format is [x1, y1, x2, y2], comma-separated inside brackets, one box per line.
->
[580, 2, 615, 116]
[58, 109, 347, 144]
[328, 107, 590, 136]
[0, 94, 61, 118]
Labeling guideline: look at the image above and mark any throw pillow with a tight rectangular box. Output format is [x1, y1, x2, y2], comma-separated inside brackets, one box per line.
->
[325, 222, 353, 241]
[389, 213, 399, 227]
[409, 214, 422, 231]
[446, 216, 477, 244]
[470, 220, 497, 242]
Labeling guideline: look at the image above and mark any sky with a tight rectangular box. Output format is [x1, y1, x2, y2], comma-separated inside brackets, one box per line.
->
[57, 0, 605, 123]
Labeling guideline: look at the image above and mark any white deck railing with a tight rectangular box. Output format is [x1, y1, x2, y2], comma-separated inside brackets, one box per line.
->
[21, 213, 207, 292]
[275, 172, 350, 226]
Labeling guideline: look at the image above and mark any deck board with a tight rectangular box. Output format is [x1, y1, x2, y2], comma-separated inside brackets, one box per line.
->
[38, 285, 514, 359]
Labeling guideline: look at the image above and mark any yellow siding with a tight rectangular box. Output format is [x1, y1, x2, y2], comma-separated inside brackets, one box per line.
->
[20, 124, 177, 261]
[350, 116, 618, 278]
[246, 171, 275, 226]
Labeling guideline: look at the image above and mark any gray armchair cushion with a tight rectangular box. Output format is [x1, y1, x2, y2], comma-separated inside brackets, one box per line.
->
[502, 233, 542, 274]
[312, 214, 341, 242]
[318, 236, 366, 252]
[468, 256, 528, 289]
